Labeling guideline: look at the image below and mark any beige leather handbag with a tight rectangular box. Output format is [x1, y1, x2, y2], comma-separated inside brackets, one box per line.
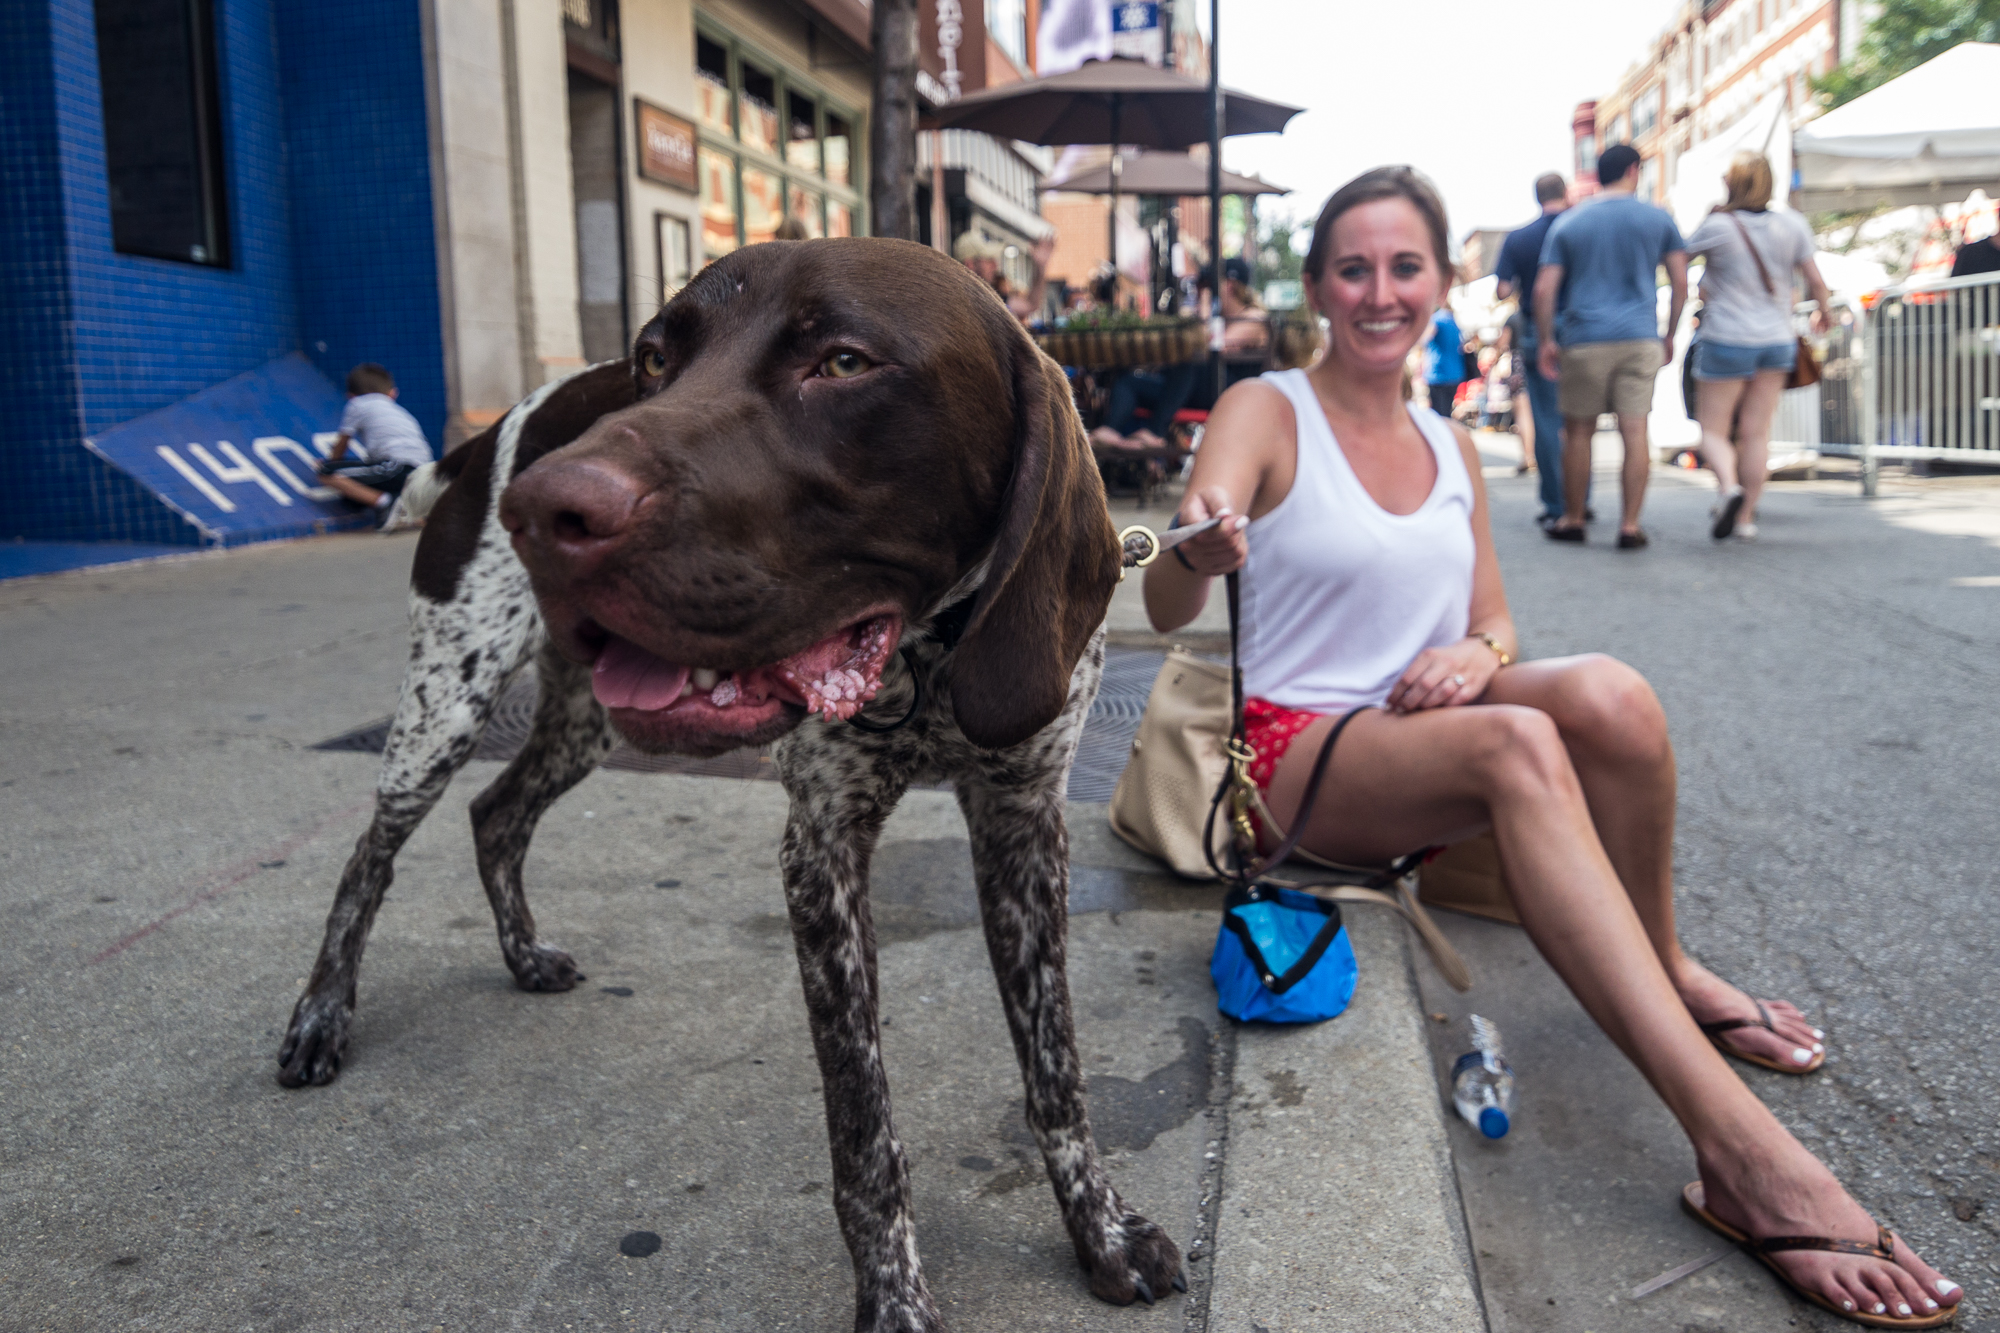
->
[1109, 647, 1234, 880]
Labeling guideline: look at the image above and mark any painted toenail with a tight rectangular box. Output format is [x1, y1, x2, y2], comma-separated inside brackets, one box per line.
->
[1872, 1304, 1887, 1315]
[1897, 1304, 1912, 1316]
[1842, 1301, 1856, 1312]
[1936, 1279, 1960, 1296]
[1812, 1042, 1824, 1054]
[1812, 1028, 1824, 1038]
[1792, 1048, 1814, 1064]
[1924, 1299, 1938, 1310]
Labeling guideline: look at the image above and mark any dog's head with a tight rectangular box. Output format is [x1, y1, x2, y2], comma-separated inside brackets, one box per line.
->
[499, 238, 1117, 757]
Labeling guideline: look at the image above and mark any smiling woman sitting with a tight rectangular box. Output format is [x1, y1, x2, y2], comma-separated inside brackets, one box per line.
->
[1144, 165, 1961, 1329]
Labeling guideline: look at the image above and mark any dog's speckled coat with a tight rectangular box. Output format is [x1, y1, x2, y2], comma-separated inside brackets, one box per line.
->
[278, 239, 1181, 1331]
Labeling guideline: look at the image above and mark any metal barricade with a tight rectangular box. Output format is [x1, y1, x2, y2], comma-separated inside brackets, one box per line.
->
[1819, 271, 2000, 494]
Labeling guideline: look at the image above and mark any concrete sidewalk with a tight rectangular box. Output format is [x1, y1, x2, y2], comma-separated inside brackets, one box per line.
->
[0, 532, 1480, 1331]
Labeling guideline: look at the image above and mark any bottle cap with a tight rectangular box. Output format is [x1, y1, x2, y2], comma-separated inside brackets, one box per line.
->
[1479, 1106, 1510, 1139]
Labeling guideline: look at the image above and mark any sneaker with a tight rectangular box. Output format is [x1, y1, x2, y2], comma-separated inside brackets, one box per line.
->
[1735, 521, 1758, 541]
[1711, 486, 1745, 540]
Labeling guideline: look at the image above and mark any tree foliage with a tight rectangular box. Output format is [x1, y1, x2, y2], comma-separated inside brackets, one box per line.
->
[1254, 208, 1306, 286]
[1813, 0, 2000, 108]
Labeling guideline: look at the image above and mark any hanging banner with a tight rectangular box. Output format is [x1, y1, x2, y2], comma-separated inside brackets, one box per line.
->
[1110, 1, 1161, 63]
[1035, 0, 1112, 76]
[83, 354, 384, 546]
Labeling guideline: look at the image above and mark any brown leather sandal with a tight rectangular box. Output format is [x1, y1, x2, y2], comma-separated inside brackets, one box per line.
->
[1700, 997, 1824, 1074]
[1681, 1182, 1956, 1328]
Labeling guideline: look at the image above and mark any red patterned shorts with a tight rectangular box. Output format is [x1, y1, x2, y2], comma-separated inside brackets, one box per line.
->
[1239, 697, 1323, 849]
[1242, 696, 1325, 793]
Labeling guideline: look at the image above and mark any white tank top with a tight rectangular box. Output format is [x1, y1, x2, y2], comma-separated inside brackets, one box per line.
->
[1238, 368, 1477, 713]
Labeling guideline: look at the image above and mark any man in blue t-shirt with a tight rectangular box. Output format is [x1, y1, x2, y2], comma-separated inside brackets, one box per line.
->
[1494, 172, 1574, 525]
[1533, 144, 1688, 549]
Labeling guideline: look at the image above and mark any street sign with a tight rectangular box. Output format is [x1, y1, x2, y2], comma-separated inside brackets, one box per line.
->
[84, 353, 384, 546]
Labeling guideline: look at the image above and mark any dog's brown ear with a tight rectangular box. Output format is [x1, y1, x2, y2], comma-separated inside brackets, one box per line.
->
[950, 336, 1120, 750]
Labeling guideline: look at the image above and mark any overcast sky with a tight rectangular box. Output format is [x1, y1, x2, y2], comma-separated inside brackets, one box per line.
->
[1208, 0, 1679, 241]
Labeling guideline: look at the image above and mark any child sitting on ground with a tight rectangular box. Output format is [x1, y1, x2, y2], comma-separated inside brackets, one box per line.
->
[318, 363, 433, 519]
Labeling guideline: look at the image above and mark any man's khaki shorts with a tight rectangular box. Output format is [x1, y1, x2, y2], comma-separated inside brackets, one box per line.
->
[1558, 339, 1662, 419]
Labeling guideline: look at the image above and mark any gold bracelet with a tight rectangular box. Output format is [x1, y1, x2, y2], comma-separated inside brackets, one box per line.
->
[1469, 631, 1513, 667]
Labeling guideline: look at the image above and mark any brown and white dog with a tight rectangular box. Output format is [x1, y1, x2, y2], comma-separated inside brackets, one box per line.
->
[278, 238, 1183, 1329]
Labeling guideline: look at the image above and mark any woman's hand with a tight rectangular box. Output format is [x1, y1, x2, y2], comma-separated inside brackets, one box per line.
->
[1172, 486, 1251, 577]
[1385, 637, 1503, 713]
[1809, 305, 1831, 335]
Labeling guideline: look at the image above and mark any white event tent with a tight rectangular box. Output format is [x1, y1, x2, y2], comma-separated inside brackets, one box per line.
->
[1793, 42, 2000, 211]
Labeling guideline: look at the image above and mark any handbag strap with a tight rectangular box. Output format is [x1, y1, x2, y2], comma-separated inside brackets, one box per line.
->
[1723, 210, 1779, 297]
[1206, 567, 1473, 991]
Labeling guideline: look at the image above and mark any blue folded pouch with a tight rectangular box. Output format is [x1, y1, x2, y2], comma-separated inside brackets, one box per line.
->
[1211, 880, 1358, 1024]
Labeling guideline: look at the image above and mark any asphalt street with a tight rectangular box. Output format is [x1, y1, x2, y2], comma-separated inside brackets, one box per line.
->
[1422, 444, 2000, 1333]
[1, 445, 1995, 1332]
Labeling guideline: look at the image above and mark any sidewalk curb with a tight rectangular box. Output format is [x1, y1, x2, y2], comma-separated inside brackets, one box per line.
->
[1202, 907, 1487, 1332]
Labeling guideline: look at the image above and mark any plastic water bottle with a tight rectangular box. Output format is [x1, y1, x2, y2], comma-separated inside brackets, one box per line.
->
[1450, 1014, 1516, 1139]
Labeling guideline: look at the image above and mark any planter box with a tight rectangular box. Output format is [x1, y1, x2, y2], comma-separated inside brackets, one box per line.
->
[1035, 320, 1207, 370]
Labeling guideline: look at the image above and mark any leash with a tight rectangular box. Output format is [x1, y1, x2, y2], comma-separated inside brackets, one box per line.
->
[847, 523, 1167, 735]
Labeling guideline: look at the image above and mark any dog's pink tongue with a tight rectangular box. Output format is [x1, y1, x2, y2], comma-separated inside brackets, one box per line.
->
[592, 636, 691, 711]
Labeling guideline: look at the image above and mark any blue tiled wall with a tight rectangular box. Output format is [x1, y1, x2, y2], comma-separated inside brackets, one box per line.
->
[0, 1, 186, 544]
[3, 0, 445, 544]
[275, 0, 446, 450]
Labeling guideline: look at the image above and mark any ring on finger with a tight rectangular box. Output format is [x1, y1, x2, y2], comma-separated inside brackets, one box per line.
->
[1452, 673, 1466, 687]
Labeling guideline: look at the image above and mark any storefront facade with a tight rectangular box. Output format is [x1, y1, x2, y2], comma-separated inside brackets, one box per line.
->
[2, 0, 868, 547]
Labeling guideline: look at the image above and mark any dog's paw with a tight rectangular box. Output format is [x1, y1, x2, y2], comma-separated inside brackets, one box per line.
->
[854, 1292, 946, 1333]
[276, 993, 351, 1088]
[1079, 1210, 1185, 1307]
[507, 941, 584, 992]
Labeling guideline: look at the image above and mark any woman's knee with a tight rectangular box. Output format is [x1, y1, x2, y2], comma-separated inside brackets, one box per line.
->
[1466, 704, 1574, 797]
[1552, 655, 1670, 766]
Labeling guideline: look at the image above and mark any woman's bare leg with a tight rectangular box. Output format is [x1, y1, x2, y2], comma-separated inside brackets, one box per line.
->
[1264, 703, 1962, 1317]
[1732, 369, 1789, 526]
[1695, 376, 1747, 495]
[1484, 657, 1820, 1069]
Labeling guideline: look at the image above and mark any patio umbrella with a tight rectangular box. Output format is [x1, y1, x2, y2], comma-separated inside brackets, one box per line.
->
[1044, 151, 1287, 198]
[933, 57, 1300, 147]
[931, 57, 1301, 292]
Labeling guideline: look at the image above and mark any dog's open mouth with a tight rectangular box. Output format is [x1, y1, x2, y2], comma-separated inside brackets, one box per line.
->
[589, 613, 902, 752]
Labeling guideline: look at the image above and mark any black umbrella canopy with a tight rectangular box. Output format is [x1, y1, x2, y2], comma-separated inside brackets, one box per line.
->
[1045, 151, 1286, 197]
[930, 57, 1300, 148]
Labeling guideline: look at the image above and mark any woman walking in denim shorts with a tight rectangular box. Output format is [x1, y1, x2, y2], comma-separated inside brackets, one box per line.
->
[1684, 151, 1832, 540]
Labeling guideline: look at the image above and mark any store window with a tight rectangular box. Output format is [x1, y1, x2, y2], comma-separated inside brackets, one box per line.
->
[95, 0, 230, 266]
[696, 35, 732, 135]
[989, 0, 1028, 69]
[1632, 88, 1658, 138]
[787, 183, 826, 238]
[1577, 132, 1597, 177]
[787, 92, 819, 174]
[692, 25, 863, 257]
[739, 60, 779, 156]
[825, 114, 852, 188]
[700, 146, 738, 257]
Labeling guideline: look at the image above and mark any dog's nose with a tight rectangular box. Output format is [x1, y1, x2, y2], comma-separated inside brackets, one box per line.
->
[500, 459, 647, 583]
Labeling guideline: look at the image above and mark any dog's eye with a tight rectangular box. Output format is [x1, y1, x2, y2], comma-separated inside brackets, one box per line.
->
[820, 351, 870, 379]
[637, 347, 667, 377]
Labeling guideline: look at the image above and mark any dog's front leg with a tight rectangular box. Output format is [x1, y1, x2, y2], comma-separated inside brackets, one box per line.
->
[955, 773, 1186, 1307]
[777, 765, 941, 1333]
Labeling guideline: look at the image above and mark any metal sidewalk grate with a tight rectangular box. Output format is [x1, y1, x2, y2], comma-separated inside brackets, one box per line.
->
[312, 647, 1170, 803]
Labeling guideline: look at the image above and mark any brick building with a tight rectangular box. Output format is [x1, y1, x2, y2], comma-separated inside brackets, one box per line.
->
[1580, 0, 1867, 207]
